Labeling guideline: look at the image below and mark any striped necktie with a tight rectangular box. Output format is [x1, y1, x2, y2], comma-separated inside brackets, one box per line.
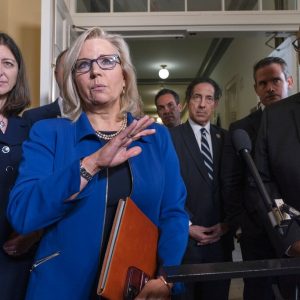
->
[200, 128, 213, 181]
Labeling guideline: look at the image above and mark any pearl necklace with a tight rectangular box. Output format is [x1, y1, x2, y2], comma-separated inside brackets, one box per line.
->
[95, 115, 127, 141]
[0, 116, 6, 129]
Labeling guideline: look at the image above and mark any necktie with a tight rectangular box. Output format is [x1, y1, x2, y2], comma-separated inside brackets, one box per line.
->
[200, 128, 213, 181]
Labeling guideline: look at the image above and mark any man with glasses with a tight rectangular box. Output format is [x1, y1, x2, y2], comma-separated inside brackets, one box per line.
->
[170, 78, 233, 300]
[222, 56, 294, 300]
[23, 49, 68, 125]
[154, 88, 182, 128]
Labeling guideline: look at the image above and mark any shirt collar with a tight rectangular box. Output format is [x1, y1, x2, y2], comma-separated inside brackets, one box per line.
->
[188, 118, 210, 135]
[74, 112, 96, 144]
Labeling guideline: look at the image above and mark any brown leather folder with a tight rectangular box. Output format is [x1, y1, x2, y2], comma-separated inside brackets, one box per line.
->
[97, 197, 158, 300]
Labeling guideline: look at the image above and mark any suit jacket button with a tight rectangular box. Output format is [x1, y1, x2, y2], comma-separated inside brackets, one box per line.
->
[2, 146, 10, 153]
[6, 166, 14, 172]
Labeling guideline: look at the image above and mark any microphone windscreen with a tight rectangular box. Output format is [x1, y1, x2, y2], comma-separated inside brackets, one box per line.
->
[232, 129, 252, 153]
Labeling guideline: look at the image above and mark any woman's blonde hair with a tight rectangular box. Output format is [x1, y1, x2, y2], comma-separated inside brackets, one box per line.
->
[62, 27, 143, 121]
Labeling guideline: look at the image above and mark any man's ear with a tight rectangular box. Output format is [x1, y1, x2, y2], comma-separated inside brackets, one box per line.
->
[287, 76, 294, 89]
[178, 103, 182, 112]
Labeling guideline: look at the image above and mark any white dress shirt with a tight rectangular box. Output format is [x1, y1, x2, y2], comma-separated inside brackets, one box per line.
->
[188, 118, 213, 159]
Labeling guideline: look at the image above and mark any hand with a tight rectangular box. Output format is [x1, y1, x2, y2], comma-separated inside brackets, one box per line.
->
[3, 231, 42, 257]
[189, 223, 224, 246]
[84, 115, 156, 174]
[287, 241, 300, 257]
[135, 277, 171, 300]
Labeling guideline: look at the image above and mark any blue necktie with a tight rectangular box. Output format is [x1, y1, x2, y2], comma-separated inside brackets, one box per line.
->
[200, 128, 213, 181]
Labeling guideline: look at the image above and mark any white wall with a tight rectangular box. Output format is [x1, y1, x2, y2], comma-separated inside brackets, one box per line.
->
[212, 36, 272, 128]
[212, 35, 300, 129]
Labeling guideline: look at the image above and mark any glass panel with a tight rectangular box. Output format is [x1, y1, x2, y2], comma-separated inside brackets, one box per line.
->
[263, 0, 296, 10]
[225, 0, 258, 10]
[188, 0, 222, 11]
[76, 0, 110, 12]
[114, 0, 147, 12]
[151, 0, 184, 12]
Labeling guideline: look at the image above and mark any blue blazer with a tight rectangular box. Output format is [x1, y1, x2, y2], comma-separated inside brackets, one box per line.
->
[8, 112, 188, 300]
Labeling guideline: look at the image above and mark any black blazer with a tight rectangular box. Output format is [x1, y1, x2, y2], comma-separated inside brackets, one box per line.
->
[170, 121, 226, 227]
[0, 116, 34, 300]
[254, 92, 300, 254]
[170, 121, 233, 263]
[0, 117, 30, 242]
[22, 99, 61, 127]
[256, 93, 300, 211]
[221, 108, 263, 230]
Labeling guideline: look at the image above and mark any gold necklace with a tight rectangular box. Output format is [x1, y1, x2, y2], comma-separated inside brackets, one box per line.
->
[95, 115, 127, 140]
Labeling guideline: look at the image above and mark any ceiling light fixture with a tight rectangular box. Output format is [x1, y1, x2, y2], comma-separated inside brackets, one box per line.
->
[158, 65, 169, 80]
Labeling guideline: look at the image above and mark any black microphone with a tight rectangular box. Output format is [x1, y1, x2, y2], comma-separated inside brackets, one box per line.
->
[232, 129, 280, 230]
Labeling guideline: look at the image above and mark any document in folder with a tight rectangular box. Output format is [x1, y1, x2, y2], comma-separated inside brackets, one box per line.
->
[97, 197, 158, 300]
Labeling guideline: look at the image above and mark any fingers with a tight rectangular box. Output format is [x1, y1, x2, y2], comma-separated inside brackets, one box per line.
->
[120, 115, 155, 142]
[125, 146, 142, 159]
[197, 236, 220, 246]
[93, 116, 155, 169]
[135, 278, 170, 299]
[3, 245, 19, 256]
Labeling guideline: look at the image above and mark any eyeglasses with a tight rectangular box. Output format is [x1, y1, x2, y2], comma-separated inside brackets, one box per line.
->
[190, 94, 215, 104]
[74, 54, 121, 74]
[292, 38, 300, 53]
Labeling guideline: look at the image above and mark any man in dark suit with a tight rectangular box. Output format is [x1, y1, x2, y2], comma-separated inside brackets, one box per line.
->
[154, 88, 182, 128]
[221, 56, 293, 300]
[255, 92, 300, 298]
[170, 77, 233, 300]
[22, 49, 68, 125]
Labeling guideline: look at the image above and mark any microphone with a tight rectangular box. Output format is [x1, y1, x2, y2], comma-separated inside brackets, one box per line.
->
[232, 129, 281, 230]
[232, 129, 300, 257]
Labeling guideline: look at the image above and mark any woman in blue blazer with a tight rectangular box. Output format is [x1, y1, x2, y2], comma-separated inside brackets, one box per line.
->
[0, 32, 41, 300]
[8, 27, 188, 300]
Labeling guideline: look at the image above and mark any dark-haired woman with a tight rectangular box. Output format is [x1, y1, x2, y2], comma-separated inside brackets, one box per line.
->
[0, 32, 40, 300]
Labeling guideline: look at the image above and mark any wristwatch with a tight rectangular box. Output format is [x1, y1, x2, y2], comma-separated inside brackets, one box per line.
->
[80, 161, 93, 181]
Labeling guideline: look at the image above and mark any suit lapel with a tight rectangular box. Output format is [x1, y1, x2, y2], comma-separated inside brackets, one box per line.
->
[181, 122, 211, 183]
[0, 117, 29, 145]
[249, 109, 262, 132]
[211, 126, 222, 177]
[292, 105, 300, 143]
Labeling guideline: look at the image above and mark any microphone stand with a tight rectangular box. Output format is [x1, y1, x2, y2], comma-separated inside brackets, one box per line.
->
[239, 149, 284, 235]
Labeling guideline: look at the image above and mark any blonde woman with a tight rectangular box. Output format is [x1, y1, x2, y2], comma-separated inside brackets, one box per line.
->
[8, 28, 188, 300]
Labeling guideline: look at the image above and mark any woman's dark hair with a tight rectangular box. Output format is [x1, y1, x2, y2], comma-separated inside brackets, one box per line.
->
[0, 32, 30, 116]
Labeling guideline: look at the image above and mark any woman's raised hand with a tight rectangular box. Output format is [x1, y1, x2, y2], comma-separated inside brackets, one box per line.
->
[84, 115, 156, 174]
